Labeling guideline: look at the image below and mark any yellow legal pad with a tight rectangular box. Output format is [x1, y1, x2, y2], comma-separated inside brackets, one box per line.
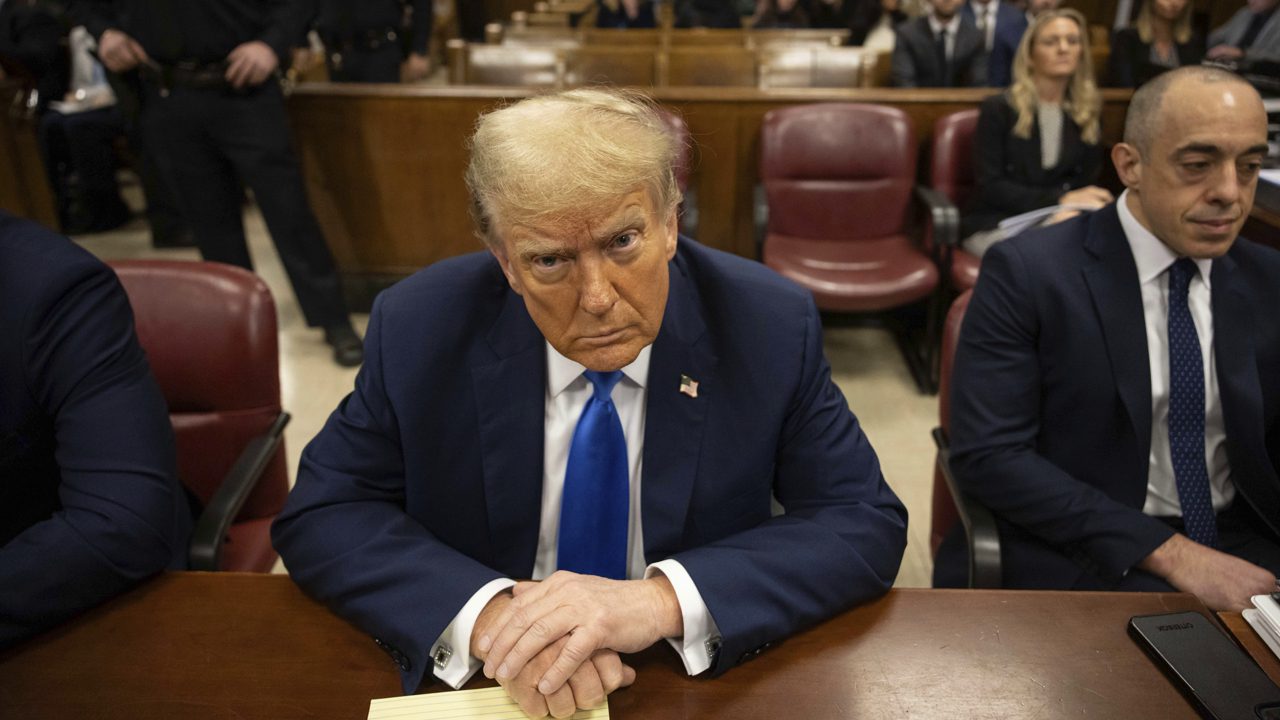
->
[368, 686, 610, 720]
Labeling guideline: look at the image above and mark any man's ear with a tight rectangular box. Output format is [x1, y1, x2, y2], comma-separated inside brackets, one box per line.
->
[1111, 142, 1143, 190]
[489, 244, 523, 296]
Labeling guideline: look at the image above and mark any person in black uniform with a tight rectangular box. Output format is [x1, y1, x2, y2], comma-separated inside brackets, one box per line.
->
[318, 0, 432, 84]
[73, 0, 364, 367]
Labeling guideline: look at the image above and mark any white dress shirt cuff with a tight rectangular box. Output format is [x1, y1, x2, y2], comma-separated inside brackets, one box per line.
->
[646, 559, 720, 676]
[430, 578, 517, 689]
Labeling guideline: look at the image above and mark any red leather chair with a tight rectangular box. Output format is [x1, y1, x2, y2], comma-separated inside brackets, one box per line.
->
[760, 103, 951, 392]
[930, 290, 1001, 587]
[931, 109, 981, 292]
[111, 260, 290, 573]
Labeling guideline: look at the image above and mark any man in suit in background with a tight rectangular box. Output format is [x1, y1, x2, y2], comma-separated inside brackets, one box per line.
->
[986, 0, 1054, 86]
[962, 0, 1025, 85]
[891, 0, 987, 87]
[274, 88, 907, 719]
[936, 67, 1280, 610]
[0, 212, 191, 649]
[1206, 0, 1280, 71]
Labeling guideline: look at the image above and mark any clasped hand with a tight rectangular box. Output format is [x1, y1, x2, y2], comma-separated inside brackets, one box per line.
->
[470, 571, 682, 718]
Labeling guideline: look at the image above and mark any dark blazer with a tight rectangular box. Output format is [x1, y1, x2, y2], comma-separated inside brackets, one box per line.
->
[0, 212, 190, 648]
[936, 204, 1280, 588]
[890, 15, 987, 88]
[1106, 27, 1206, 88]
[273, 239, 908, 693]
[962, 1, 1026, 86]
[985, 12, 1026, 87]
[962, 92, 1103, 237]
[674, 0, 742, 28]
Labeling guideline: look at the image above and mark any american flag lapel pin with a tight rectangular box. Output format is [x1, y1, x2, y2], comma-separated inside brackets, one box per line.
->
[679, 374, 699, 398]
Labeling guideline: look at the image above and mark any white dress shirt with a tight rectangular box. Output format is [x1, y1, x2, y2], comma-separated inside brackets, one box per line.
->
[429, 342, 720, 689]
[1117, 191, 1236, 517]
[928, 13, 962, 61]
[969, 0, 999, 51]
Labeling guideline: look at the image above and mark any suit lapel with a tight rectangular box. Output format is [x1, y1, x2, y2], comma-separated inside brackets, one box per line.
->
[472, 286, 546, 577]
[1081, 205, 1152, 459]
[1211, 254, 1280, 536]
[641, 248, 717, 562]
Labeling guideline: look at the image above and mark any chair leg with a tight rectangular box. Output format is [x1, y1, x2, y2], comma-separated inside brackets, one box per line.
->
[892, 308, 937, 395]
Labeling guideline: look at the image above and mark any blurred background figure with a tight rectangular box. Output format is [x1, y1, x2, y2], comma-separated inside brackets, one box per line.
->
[1206, 0, 1279, 73]
[963, 0, 1026, 85]
[1108, 0, 1204, 88]
[596, 0, 657, 28]
[317, 0, 433, 83]
[675, 0, 743, 27]
[891, 0, 986, 87]
[961, 8, 1110, 257]
[987, 0, 1058, 86]
[752, 0, 812, 28]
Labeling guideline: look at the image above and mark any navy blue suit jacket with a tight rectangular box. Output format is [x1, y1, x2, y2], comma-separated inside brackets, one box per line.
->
[273, 239, 908, 693]
[937, 204, 1280, 587]
[985, 11, 1026, 87]
[0, 212, 190, 647]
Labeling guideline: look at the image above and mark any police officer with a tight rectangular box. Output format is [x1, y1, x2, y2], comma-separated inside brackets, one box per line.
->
[318, 0, 432, 83]
[75, 0, 364, 366]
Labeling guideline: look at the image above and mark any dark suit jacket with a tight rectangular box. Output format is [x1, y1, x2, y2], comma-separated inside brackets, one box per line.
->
[1107, 27, 1205, 88]
[985, 12, 1026, 87]
[674, 0, 742, 28]
[936, 204, 1280, 588]
[272, 239, 908, 693]
[0, 212, 190, 648]
[962, 1, 1026, 86]
[961, 92, 1103, 237]
[891, 15, 987, 88]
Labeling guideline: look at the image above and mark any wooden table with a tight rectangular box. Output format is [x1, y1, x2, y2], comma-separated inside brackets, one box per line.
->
[2, 573, 1266, 719]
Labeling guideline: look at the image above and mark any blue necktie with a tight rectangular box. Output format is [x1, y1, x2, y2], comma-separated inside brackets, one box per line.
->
[557, 370, 629, 579]
[1167, 258, 1218, 548]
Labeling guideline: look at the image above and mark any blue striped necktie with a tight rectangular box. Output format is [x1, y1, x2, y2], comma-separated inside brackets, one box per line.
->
[557, 370, 629, 579]
[1167, 258, 1218, 547]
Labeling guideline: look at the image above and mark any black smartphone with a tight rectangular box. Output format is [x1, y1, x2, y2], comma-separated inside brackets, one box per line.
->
[1130, 611, 1280, 719]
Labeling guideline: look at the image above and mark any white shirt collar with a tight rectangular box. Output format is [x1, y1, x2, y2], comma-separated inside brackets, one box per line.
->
[1117, 189, 1213, 288]
[546, 341, 652, 398]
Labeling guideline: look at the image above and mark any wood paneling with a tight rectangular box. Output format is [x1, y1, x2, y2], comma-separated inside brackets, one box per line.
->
[287, 84, 1134, 306]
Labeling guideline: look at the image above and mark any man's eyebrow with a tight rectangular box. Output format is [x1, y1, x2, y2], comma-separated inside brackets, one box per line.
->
[593, 209, 647, 243]
[1173, 142, 1270, 158]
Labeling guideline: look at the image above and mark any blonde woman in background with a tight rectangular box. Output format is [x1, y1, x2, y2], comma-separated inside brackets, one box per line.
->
[1108, 0, 1205, 87]
[961, 8, 1111, 257]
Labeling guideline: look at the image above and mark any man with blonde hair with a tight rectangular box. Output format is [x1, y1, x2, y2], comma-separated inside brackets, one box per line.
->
[275, 88, 907, 718]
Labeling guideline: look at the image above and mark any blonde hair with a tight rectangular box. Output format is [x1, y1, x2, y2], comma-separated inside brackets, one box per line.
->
[465, 87, 684, 248]
[1008, 8, 1101, 145]
[1134, 0, 1192, 45]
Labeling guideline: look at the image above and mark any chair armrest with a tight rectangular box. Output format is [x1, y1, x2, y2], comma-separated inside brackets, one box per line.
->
[914, 185, 960, 257]
[189, 412, 291, 571]
[932, 427, 1002, 588]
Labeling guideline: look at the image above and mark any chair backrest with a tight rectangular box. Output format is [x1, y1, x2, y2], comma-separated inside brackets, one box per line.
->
[931, 108, 979, 209]
[449, 41, 564, 86]
[110, 260, 288, 567]
[662, 46, 756, 86]
[758, 46, 865, 89]
[564, 46, 657, 86]
[760, 102, 916, 241]
[654, 105, 693, 194]
[931, 289, 973, 555]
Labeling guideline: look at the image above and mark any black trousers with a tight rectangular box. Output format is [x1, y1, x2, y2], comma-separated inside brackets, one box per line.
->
[38, 106, 131, 234]
[140, 79, 348, 327]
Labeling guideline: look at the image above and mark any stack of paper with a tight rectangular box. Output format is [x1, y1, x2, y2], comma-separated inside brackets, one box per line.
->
[1244, 593, 1280, 660]
[368, 686, 610, 720]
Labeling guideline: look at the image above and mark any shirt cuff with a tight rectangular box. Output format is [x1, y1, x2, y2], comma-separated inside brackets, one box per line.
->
[646, 559, 720, 676]
[430, 577, 516, 689]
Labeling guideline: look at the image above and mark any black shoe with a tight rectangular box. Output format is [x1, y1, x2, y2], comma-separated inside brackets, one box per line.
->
[324, 324, 364, 367]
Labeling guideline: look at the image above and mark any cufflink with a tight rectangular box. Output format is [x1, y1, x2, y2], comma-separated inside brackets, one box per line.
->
[432, 643, 453, 670]
[704, 635, 722, 662]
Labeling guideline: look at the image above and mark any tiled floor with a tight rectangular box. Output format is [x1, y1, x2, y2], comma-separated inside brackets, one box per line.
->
[75, 204, 938, 587]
